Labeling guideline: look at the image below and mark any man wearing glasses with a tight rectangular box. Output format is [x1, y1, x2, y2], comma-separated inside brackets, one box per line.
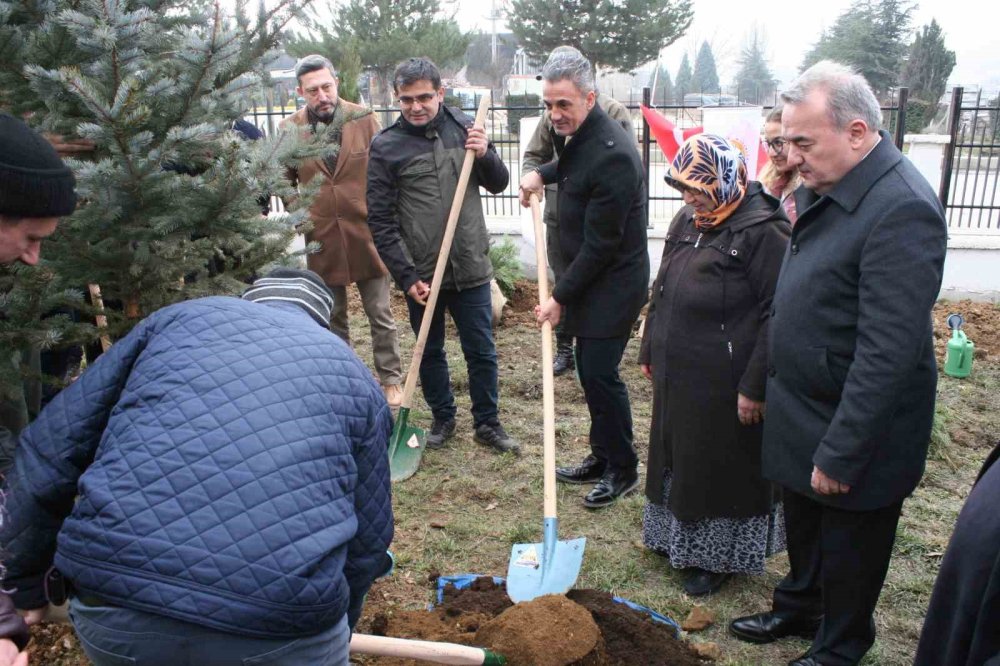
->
[281, 55, 404, 410]
[367, 57, 518, 454]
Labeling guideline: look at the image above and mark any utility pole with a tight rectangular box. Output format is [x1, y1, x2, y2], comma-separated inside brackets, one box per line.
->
[490, 0, 498, 64]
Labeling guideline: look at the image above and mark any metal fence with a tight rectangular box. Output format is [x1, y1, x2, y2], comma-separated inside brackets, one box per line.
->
[941, 87, 1000, 231]
[248, 87, 904, 224]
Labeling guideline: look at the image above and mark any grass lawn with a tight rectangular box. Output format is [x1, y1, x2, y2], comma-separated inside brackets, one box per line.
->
[349, 286, 1000, 666]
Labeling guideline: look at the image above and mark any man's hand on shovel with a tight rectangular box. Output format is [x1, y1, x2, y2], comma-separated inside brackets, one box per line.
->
[519, 170, 543, 208]
[535, 296, 562, 328]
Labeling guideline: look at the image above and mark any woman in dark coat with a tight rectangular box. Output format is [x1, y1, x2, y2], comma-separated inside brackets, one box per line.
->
[638, 134, 791, 596]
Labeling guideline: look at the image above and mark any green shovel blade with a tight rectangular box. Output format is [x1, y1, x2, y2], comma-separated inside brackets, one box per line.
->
[388, 407, 425, 483]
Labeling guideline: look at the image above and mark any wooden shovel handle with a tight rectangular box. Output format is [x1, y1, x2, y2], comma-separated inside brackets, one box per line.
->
[350, 633, 493, 665]
[400, 94, 492, 410]
[529, 195, 557, 520]
[87, 284, 112, 353]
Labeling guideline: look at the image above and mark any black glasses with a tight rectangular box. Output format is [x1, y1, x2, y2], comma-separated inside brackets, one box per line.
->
[398, 93, 437, 106]
[764, 137, 787, 155]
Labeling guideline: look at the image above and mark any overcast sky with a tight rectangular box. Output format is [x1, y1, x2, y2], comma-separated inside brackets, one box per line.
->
[453, 0, 999, 91]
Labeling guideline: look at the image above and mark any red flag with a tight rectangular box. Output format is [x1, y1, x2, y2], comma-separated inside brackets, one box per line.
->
[756, 140, 770, 177]
[640, 105, 702, 162]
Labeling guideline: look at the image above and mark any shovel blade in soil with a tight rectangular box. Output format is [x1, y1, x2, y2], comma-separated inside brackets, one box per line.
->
[506, 534, 586, 603]
[389, 408, 425, 483]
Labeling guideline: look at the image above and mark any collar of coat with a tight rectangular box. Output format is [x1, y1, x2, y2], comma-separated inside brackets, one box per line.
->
[794, 129, 901, 215]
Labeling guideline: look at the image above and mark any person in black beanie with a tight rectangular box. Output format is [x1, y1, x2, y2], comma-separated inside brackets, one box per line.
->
[0, 112, 77, 265]
[0, 112, 77, 666]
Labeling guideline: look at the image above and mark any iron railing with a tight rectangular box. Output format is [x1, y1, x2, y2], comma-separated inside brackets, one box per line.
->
[941, 87, 1000, 231]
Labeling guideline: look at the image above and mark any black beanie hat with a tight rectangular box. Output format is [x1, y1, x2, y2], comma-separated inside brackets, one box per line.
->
[0, 113, 77, 218]
[241, 267, 335, 328]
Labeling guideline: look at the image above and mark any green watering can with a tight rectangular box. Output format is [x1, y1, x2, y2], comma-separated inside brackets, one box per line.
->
[944, 313, 975, 378]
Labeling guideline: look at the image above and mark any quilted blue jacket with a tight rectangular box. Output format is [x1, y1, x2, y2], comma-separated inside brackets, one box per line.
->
[0, 297, 393, 638]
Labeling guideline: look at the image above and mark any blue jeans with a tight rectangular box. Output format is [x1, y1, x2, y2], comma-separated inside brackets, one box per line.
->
[68, 597, 350, 666]
[404, 282, 499, 426]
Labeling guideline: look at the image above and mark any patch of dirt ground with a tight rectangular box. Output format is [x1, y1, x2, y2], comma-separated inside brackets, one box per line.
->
[365, 577, 709, 666]
[933, 299, 1000, 364]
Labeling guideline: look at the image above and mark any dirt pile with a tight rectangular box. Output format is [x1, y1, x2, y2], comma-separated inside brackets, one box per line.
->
[368, 577, 710, 666]
[476, 595, 601, 665]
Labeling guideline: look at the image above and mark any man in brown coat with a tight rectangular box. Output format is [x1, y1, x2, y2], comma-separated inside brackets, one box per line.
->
[282, 55, 403, 407]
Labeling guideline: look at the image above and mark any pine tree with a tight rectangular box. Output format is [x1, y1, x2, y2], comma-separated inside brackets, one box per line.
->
[1, 0, 315, 334]
[305, 0, 469, 107]
[693, 41, 720, 94]
[675, 53, 693, 103]
[652, 64, 675, 105]
[0, 262, 94, 410]
[734, 28, 775, 105]
[900, 19, 955, 131]
[508, 0, 693, 74]
[801, 0, 913, 98]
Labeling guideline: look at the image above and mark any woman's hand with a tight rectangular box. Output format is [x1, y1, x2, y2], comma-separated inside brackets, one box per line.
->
[737, 393, 765, 425]
[640, 364, 652, 380]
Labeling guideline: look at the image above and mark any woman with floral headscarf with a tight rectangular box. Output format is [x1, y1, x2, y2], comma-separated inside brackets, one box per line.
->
[638, 134, 791, 596]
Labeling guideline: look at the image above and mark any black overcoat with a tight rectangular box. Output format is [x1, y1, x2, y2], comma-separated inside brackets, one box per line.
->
[762, 131, 948, 510]
[639, 184, 791, 519]
[538, 105, 649, 339]
[914, 442, 1000, 666]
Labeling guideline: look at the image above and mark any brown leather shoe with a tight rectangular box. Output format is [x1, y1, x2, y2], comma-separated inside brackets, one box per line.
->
[382, 384, 402, 409]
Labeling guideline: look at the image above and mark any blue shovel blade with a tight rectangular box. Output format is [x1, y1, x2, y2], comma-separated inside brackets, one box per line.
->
[506, 521, 586, 603]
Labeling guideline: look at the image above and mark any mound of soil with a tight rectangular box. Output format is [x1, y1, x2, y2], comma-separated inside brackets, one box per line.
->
[368, 577, 710, 666]
[476, 595, 601, 665]
[25, 622, 88, 666]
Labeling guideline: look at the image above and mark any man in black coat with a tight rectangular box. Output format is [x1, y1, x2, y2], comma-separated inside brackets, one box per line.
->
[728, 61, 947, 666]
[519, 50, 649, 509]
[914, 441, 1000, 666]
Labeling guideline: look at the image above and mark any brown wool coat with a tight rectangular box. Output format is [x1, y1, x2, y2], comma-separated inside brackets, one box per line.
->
[282, 101, 387, 286]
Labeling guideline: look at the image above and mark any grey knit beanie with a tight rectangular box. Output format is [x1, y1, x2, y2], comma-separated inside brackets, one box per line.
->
[0, 113, 77, 218]
[241, 268, 335, 328]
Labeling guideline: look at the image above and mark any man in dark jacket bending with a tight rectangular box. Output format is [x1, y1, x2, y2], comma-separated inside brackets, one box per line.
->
[367, 57, 518, 454]
[519, 50, 650, 509]
[0, 268, 393, 666]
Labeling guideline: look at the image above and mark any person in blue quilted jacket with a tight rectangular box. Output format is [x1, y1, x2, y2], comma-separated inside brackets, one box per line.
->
[0, 268, 394, 666]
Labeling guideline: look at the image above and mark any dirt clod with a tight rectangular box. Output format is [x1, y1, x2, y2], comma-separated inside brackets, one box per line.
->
[681, 605, 716, 632]
[475, 595, 600, 666]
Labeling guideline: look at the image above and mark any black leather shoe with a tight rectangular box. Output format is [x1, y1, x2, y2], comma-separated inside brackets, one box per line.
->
[555, 454, 606, 484]
[583, 468, 639, 509]
[729, 611, 822, 644]
[552, 343, 575, 376]
[788, 654, 825, 666]
[683, 568, 731, 596]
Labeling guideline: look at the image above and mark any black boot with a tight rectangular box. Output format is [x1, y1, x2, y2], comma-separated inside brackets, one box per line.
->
[553, 341, 575, 376]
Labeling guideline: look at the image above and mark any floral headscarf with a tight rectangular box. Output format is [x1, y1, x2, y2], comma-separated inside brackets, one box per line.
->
[664, 133, 748, 230]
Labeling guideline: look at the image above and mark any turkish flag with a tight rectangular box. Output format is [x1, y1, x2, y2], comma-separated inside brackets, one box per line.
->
[640, 105, 702, 162]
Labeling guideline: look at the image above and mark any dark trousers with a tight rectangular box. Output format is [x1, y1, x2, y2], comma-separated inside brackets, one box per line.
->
[575, 335, 637, 472]
[405, 282, 499, 427]
[773, 489, 904, 666]
[69, 597, 350, 665]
